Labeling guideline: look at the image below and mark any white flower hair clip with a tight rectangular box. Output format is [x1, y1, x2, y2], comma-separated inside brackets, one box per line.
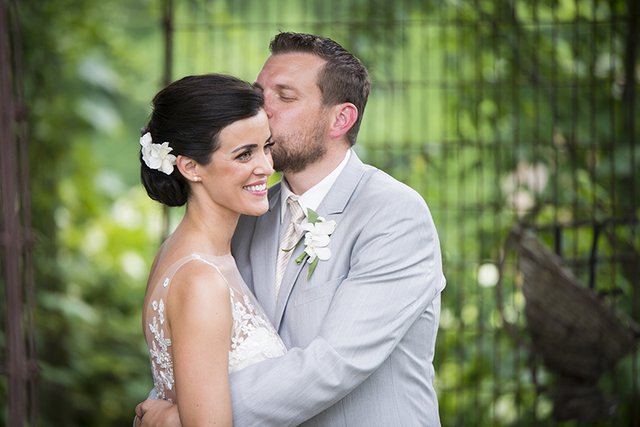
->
[140, 132, 177, 175]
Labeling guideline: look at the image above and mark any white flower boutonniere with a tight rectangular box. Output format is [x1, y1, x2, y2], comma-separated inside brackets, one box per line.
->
[295, 208, 337, 279]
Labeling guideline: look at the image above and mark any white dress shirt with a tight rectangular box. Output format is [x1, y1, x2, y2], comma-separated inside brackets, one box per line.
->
[279, 149, 351, 223]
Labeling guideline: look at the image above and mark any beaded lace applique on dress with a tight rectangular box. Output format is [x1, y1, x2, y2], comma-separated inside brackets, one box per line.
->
[143, 253, 286, 402]
[148, 296, 174, 400]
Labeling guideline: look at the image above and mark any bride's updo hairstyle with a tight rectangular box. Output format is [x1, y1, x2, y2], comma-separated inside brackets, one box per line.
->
[140, 74, 264, 207]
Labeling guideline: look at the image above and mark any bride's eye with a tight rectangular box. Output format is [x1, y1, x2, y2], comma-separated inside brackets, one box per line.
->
[235, 150, 252, 161]
[264, 140, 275, 153]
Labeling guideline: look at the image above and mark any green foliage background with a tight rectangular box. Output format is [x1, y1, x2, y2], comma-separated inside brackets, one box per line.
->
[3, 0, 638, 426]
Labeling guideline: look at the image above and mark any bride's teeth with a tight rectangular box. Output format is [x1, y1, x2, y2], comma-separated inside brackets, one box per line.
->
[245, 183, 266, 192]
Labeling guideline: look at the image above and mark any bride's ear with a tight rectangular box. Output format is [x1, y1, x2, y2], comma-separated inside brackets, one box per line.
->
[176, 155, 201, 183]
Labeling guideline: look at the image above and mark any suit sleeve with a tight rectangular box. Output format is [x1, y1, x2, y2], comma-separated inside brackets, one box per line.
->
[229, 189, 445, 426]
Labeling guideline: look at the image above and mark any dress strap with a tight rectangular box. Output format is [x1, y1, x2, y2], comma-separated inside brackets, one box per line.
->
[158, 253, 229, 289]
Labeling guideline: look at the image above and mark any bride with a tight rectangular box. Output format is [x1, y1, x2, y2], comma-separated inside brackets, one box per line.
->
[137, 74, 286, 426]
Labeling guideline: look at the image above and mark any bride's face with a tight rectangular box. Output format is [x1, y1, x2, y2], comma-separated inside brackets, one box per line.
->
[197, 109, 274, 216]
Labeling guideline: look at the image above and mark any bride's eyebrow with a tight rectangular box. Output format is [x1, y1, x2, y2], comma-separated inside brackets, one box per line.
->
[231, 135, 272, 153]
[231, 144, 257, 153]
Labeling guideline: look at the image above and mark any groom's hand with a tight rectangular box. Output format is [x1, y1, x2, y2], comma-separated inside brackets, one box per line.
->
[135, 399, 181, 427]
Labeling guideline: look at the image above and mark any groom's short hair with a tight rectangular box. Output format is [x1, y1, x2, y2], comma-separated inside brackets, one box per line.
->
[269, 31, 371, 146]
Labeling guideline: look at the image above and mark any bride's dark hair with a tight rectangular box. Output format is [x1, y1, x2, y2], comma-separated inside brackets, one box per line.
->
[140, 74, 264, 206]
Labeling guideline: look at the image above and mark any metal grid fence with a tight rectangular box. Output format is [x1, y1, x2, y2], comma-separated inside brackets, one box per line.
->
[165, 0, 638, 425]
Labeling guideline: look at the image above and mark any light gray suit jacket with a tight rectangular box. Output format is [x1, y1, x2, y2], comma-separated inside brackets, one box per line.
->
[230, 151, 445, 426]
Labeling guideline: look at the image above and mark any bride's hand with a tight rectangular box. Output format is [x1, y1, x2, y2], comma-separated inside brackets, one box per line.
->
[135, 399, 181, 427]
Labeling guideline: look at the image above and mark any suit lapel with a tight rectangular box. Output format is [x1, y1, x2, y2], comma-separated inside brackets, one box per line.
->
[273, 151, 370, 330]
[250, 184, 282, 323]
[318, 152, 369, 216]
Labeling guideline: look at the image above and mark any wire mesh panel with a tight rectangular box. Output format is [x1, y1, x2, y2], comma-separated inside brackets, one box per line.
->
[167, 1, 638, 425]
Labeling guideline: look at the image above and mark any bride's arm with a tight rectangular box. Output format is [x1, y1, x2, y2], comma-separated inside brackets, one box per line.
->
[166, 264, 233, 427]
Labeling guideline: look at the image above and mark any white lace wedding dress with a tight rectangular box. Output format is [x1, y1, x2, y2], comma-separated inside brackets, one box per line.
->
[143, 252, 286, 402]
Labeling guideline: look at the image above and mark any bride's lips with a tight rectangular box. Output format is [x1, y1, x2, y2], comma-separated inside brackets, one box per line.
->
[243, 180, 268, 196]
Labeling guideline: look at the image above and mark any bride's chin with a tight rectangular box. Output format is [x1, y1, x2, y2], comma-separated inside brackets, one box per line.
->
[241, 204, 269, 217]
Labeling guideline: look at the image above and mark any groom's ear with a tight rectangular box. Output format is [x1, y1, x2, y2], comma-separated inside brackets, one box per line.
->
[176, 155, 198, 181]
[328, 102, 358, 140]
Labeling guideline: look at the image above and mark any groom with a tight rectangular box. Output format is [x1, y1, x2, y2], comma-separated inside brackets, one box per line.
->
[138, 32, 445, 426]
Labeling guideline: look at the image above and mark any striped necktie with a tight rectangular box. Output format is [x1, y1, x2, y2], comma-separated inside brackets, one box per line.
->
[275, 196, 306, 295]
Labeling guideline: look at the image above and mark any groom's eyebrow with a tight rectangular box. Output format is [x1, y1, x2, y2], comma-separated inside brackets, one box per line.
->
[253, 82, 295, 93]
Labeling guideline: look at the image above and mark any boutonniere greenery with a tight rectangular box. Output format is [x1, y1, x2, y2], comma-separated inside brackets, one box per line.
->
[295, 208, 337, 279]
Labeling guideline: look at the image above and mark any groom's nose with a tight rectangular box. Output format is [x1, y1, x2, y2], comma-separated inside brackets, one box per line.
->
[263, 98, 275, 119]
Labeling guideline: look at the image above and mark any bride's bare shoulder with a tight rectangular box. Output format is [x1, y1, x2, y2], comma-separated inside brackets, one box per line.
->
[166, 259, 232, 319]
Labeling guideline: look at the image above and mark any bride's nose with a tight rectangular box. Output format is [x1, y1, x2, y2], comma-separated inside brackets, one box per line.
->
[255, 151, 274, 176]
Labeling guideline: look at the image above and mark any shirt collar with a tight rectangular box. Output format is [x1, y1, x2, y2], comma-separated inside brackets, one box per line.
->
[280, 149, 351, 222]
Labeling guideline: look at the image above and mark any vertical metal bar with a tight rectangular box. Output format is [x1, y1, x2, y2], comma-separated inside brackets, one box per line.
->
[531, 0, 542, 419]
[472, 0, 483, 417]
[452, 5, 465, 422]
[551, 1, 561, 260]
[570, 0, 580, 275]
[622, 0, 638, 169]
[161, 0, 174, 241]
[436, 5, 454, 415]
[162, 0, 173, 87]
[589, 0, 599, 292]
[491, 1, 505, 421]
[622, 1, 639, 423]
[509, 1, 524, 421]
[607, 0, 617, 266]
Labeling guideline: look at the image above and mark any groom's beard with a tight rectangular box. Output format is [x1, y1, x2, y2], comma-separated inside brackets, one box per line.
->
[272, 119, 327, 174]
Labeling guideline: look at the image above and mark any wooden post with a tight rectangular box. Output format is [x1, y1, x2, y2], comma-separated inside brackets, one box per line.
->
[0, 0, 29, 425]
